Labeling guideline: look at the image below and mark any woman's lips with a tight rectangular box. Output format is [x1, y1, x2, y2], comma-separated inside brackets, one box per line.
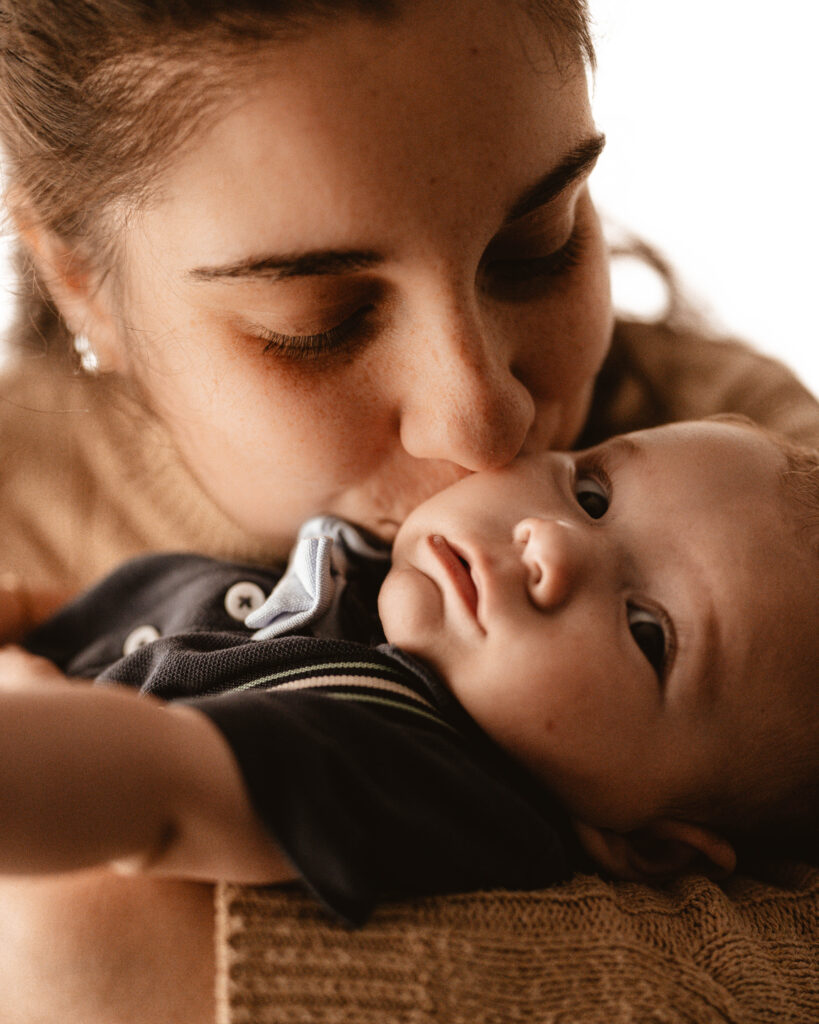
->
[427, 534, 480, 623]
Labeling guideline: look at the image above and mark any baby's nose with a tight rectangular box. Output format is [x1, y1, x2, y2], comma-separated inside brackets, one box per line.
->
[514, 517, 582, 609]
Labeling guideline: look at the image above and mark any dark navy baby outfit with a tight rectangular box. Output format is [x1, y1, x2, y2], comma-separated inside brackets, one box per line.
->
[26, 518, 571, 924]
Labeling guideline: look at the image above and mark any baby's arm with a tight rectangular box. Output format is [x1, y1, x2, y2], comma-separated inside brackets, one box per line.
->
[0, 647, 297, 884]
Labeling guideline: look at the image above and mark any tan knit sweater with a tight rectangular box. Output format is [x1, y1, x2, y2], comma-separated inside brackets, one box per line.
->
[1, 319, 817, 1024]
[216, 862, 819, 1024]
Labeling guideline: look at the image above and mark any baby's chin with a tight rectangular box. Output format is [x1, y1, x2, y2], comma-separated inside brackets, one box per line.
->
[377, 565, 444, 655]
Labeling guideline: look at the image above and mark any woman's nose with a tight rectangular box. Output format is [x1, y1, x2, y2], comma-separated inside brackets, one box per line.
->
[513, 517, 584, 609]
[398, 319, 535, 472]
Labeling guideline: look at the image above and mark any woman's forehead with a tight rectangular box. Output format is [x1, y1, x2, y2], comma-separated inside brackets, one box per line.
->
[136, 1, 594, 263]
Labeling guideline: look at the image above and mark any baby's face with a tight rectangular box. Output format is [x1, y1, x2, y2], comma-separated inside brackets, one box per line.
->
[379, 421, 817, 831]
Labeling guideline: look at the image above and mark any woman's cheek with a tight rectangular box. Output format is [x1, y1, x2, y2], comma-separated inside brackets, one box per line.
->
[132, 335, 390, 506]
[556, 214, 613, 386]
[216, 343, 394, 460]
[513, 229, 611, 402]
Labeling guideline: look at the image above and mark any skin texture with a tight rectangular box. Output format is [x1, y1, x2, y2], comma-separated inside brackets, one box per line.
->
[381, 422, 819, 841]
[12, 2, 613, 1020]
[0, 872, 214, 1024]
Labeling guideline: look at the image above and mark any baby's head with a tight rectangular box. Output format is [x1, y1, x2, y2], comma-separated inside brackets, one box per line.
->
[379, 419, 819, 878]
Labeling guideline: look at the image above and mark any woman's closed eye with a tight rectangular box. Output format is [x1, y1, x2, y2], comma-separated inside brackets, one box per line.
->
[252, 304, 376, 362]
[483, 224, 587, 296]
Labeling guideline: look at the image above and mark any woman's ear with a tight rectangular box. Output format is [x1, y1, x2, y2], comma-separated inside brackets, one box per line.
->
[10, 198, 125, 373]
[574, 818, 737, 882]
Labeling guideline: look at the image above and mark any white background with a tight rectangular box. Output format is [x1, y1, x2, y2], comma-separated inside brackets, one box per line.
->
[1, 2, 817, 396]
[590, 0, 819, 397]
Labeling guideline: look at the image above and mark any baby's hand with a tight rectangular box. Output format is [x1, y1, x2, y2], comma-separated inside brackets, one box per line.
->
[0, 645, 74, 691]
[0, 573, 70, 643]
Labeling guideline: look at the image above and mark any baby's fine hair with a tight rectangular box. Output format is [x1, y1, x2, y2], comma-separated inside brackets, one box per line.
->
[690, 415, 819, 862]
[710, 413, 819, 557]
[778, 434, 819, 560]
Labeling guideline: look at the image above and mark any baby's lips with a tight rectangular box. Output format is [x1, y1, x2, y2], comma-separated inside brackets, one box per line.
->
[428, 534, 482, 627]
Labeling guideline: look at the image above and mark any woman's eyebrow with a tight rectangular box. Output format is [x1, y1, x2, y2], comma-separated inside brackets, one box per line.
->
[504, 132, 606, 223]
[187, 134, 606, 283]
[187, 249, 382, 283]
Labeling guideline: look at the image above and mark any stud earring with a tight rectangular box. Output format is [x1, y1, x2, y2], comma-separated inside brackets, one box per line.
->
[73, 333, 100, 374]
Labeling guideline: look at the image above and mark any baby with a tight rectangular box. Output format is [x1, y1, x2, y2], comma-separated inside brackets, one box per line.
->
[381, 416, 819, 879]
[5, 417, 819, 924]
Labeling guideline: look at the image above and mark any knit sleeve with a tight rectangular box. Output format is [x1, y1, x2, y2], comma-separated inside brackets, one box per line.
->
[582, 319, 819, 447]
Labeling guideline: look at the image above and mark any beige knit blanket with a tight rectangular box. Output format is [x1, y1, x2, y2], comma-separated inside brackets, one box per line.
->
[217, 862, 819, 1024]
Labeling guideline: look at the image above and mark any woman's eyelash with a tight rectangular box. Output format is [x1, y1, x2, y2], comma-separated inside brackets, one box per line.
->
[252, 225, 585, 359]
[254, 305, 375, 361]
[487, 223, 587, 284]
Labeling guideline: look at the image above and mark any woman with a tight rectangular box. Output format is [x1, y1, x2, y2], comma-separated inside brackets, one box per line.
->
[0, 2, 816, 1021]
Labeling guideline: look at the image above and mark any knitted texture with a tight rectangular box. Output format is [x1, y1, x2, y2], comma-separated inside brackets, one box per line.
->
[216, 863, 819, 1024]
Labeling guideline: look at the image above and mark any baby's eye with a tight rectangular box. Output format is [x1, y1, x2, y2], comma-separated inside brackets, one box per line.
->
[574, 475, 609, 519]
[628, 606, 667, 678]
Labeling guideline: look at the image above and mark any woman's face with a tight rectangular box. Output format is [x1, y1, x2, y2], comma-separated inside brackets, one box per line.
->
[110, 0, 612, 551]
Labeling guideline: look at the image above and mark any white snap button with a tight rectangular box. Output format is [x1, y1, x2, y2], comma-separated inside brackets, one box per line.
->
[224, 581, 267, 621]
[123, 624, 161, 656]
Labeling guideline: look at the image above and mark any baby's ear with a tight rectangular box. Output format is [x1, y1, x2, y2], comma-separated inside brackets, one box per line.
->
[573, 818, 736, 882]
